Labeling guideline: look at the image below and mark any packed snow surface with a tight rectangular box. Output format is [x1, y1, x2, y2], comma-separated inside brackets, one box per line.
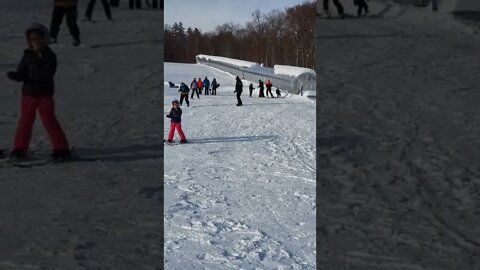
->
[164, 62, 316, 269]
[0, 1, 162, 268]
[317, 0, 480, 269]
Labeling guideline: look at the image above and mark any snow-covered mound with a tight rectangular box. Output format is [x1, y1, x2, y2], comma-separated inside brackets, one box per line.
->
[274, 65, 316, 77]
[164, 62, 316, 269]
[197, 54, 316, 96]
[429, 0, 480, 13]
[196, 54, 260, 69]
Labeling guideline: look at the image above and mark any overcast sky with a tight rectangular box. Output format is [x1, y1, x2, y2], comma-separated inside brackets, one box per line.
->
[165, 0, 314, 32]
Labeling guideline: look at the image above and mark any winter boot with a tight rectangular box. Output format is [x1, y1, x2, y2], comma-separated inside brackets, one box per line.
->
[180, 140, 187, 144]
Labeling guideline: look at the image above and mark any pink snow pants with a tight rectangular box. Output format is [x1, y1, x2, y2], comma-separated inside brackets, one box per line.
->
[167, 122, 186, 141]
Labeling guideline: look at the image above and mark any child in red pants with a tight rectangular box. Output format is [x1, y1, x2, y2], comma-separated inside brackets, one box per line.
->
[6, 23, 70, 160]
[166, 100, 187, 143]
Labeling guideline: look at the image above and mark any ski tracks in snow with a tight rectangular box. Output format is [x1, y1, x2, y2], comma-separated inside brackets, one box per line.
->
[164, 63, 316, 269]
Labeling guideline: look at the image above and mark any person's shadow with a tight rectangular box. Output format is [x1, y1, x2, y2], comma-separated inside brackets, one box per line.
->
[76, 143, 163, 162]
[187, 135, 277, 144]
[73, 135, 277, 162]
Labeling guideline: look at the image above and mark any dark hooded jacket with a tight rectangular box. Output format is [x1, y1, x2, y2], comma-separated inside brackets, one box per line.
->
[178, 83, 190, 95]
[8, 24, 57, 97]
[234, 77, 243, 93]
[166, 107, 182, 123]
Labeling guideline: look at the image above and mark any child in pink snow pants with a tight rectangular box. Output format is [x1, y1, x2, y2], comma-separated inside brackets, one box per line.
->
[166, 100, 187, 143]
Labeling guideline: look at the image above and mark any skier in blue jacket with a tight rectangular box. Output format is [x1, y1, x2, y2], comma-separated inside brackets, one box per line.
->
[203, 77, 210, 95]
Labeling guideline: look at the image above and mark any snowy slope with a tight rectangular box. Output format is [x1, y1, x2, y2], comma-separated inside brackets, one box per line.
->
[0, 1, 163, 269]
[317, 0, 480, 269]
[164, 63, 316, 269]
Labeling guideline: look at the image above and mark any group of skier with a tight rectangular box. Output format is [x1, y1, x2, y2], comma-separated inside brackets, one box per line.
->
[322, 0, 369, 18]
[237, 78, 282, 106]
[175, 77, 220, 107]
[51, 0, 162, 46]
[166, 75, 284, 143]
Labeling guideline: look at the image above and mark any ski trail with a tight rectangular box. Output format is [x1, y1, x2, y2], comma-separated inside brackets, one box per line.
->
[164, 62, 316, 269]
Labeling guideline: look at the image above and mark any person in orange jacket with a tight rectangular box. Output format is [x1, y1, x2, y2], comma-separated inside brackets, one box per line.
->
[197, 77, 203, 94]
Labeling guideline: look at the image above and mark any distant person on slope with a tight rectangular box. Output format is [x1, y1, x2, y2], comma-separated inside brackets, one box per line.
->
[197, 77, 204, 95]
[203, 77, 210, 95]
[85, 0, 113, 22]
[323, 0, 344, 18]
[211, 78, 219, 95]
[166, 100, 187, 143]
[50, 0, 81, 46]
[234, 76, 243, 106]
[258, 79, 265, 97]
[249, 83, 254, 97]
[178, 82, 190, 107]
[276, 88, 282, 98]
[265, 79, 274, 98]
[6, 24, 70, 160]
[354, 0, 369, 17]
[190, 78, 200, 99]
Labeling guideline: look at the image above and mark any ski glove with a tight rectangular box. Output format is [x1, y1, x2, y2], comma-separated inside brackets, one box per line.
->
[166, 115, 172, 118]
[7, 71, 23, 82]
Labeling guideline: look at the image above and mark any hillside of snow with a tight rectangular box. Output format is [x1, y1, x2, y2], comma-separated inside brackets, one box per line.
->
[164, 62, 316, 269]
[0, 1, 163, 269]
[316, 0, 480, 269]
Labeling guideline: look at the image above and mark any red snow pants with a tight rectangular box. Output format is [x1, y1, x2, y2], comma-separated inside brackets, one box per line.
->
[13, 95, 69, 151]
[167, 122, 186, 141]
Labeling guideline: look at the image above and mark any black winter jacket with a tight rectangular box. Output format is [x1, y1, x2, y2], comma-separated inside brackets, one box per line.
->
[167, 107, 182, 123]
[9, 47, 57, 97]
[178, 83, 190, 95]
[235, 79, 243, 93]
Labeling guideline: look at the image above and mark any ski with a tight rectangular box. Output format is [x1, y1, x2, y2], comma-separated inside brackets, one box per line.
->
[11, 156, 98, 168]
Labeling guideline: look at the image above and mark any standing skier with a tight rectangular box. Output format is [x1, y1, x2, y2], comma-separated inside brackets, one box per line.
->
[323, 0, 344, 18]
[211, 78, 219, 95]
[258, 79, 265, 97]
[85, 0, 113, 21]
[50, 0, 81, 46]
[249, 83, 254, 97]
[354, 0, 369, 17]
[6, 24, 70, 160]
[190, 78, 199, 99]
[234, 76, 243, 106]
[166, 100, 187, 143]
[203, 77, 210, 95]
[178, 82, 190, 107]
[265, 79, 274, 98]
[197, 77, 204, 95]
